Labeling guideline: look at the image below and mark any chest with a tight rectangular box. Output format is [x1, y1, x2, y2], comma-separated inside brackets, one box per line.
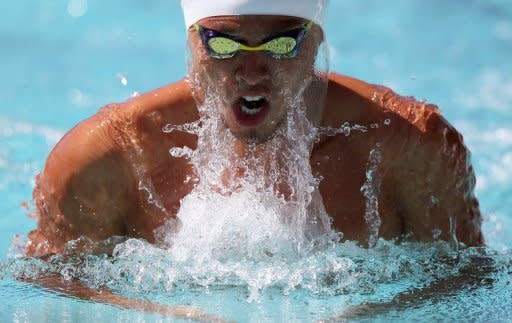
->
[135, 129, 402, 243]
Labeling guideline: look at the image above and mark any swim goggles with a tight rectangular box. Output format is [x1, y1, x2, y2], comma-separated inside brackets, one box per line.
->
[193, 21, 313, 59]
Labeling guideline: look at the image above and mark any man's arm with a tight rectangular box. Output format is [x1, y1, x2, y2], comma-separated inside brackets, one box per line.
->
[27, 105, 139, 256]
[26, 80, 199, 256]
[322, 253, 494, 321]
[324, 74, 483, 246]
[385, 93, 484, 247]
[20, 271, 229, 322]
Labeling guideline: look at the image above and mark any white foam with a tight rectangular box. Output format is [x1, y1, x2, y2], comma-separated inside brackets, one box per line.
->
[0, 118, 64, 146]
[67, 0, 88, 18]
[483, 128, 512, 146]
[452, 122, 512, 195]
[455, 70, 512, 112]
[160, 75, 335, 265]
[487, 152, 512, 184]
[68, 88, 93, 108]
[495, 20, 512, 41]
[0, 157, 6, 169]
[455, 122, 512, 148]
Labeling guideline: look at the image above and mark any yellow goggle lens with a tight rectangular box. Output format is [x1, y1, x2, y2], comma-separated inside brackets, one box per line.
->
[208, 37, 241, 54]
[264, 37, 297, 55]
[208, 36, 298, 56]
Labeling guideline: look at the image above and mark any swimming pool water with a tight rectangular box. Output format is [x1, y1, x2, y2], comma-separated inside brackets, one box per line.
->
[1, 0, 511, 321]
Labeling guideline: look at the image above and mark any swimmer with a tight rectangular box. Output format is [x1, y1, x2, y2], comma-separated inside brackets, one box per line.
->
[26, 0, 483, 257]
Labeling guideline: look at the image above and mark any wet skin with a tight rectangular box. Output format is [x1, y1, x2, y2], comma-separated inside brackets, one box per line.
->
[26, 16, 483, 256]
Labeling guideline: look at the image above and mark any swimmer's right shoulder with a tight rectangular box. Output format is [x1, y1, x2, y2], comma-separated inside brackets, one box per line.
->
[53, 79, 196, 156]
[100, 79, 198, 125]
[30, 81, 198, 255]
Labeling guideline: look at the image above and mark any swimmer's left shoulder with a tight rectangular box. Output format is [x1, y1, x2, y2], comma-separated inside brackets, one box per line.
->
[327, 73, 382, 101]
[334, 74, 471, 160]
[327, 73, 451, 133]
[326, 74, 482, 246]
[325, 73, 414, 125]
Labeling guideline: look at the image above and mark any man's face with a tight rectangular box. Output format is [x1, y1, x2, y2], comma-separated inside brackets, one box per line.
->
[187, 15, 324, 141]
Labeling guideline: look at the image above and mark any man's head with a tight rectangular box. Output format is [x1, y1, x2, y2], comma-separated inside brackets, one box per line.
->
[182, 0, 328, 141]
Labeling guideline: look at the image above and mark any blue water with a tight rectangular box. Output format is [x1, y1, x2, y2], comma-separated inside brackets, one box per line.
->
[1, 0, 511, 322]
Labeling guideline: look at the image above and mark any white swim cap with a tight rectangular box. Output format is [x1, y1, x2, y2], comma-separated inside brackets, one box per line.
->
[181, 0, 327, 29]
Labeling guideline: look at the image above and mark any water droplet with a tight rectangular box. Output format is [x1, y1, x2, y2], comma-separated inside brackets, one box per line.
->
[169, 146, 194, 159]
[162, 121, 201, 135]
[117, 74, 128, 86]
[432, 228, 442, 240]
[361, 143, 383, 248]
[384, 119, 391, 126]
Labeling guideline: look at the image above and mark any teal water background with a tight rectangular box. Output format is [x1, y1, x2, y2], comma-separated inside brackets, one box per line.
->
[1, 1, 511, 321]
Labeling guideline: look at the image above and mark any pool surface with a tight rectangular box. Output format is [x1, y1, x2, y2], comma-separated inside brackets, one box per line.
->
[1, 0, 511, 322]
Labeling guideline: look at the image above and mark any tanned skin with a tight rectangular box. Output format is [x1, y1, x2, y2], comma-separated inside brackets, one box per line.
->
[26, 16, 483, 256]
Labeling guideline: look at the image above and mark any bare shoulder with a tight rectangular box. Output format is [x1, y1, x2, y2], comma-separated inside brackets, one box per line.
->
[122, 79, 198, 123]
[324, 72, 463, 152]
[38, 79, 197, 181]
[325, 73, 443, 126]
[322, 73, 483, 246]
[28, 79, 198, 256]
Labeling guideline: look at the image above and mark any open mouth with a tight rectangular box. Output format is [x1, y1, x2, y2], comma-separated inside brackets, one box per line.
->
[233, 95, 270, 127]
[241, 96, 265, 115]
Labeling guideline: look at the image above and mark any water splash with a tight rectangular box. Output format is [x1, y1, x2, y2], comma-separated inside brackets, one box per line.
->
[168, 146, 194, 159]
[7, 72, 401, 303]
[360, 143, 383, 248]
[160, 75, 335, 266]
[4, 238, 494, 309]
[162, 120, 202, 135]
[138, 180, 168, 212]
[318, 122, 368, 137]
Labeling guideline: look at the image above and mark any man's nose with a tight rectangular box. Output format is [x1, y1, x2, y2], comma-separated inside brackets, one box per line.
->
[234, 54, 271, 86]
